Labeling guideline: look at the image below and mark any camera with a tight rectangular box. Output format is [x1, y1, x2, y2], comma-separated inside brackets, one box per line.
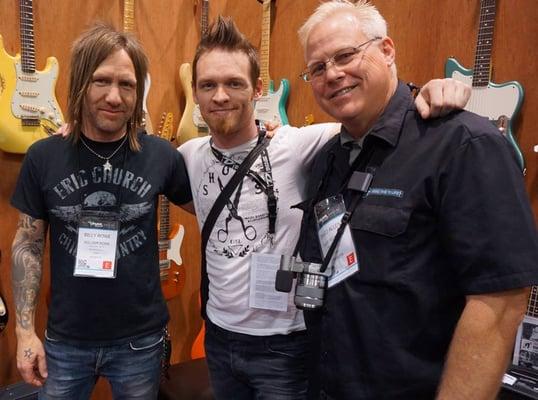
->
[275, 255, 332, 310]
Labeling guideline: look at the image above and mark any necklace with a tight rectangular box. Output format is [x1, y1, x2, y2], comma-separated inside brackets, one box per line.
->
[80, 134, 128, 172]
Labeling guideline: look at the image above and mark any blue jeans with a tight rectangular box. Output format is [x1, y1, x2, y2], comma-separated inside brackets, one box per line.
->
[39, 329, 164, 400]
[204, 319, 309, 400]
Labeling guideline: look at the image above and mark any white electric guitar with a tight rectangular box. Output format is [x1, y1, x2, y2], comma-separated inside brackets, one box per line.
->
[0, 0, 64, 154]
[254, 0, 289, 126]
[123, 0, 154, 134]
[177, 0, 210, 145]
[156, 112, 186, 300]
[445, 0, 525, 171]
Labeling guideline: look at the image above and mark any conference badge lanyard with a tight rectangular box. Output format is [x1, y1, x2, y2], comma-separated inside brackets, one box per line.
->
[315, 194, 359, 287]
[74, 210, 120, 278]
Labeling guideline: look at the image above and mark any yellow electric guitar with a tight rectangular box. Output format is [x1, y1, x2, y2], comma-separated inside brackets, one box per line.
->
[177, 0, 210, 145]
[123, 0, 154, 134]
[156, 112, 186, 300]
[0, 0, 64, 154]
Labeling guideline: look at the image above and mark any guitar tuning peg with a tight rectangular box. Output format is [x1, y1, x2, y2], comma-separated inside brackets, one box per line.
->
[534, 145, 538, 153]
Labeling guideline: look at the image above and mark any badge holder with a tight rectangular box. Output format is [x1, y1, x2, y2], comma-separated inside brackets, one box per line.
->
[315, 194, 359, 287]
[74, 210, 120, 278]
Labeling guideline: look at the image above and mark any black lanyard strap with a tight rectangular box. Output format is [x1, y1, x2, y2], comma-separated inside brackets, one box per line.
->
[210, 133, 277, 236]
[318, 144, 391, 273]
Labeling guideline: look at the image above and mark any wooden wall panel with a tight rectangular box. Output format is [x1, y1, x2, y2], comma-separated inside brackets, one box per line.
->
[1, 1, 536, 398]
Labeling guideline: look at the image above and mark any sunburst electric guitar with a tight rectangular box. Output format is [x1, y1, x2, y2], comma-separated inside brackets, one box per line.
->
[445, 0, 525, 171]
[0, 0, 64, 154]
[123, 0, 154, 134]
[177, 0, 210, 145]
[156, 112, 186, 300]
[254, 0, 289, 126]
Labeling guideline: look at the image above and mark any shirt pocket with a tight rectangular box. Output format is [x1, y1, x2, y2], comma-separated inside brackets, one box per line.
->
[349, 204, 412, 283]
[351, 204, 411, 237]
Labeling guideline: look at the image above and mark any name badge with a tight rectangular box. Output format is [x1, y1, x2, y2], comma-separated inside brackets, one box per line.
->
[315, 195, 359, 287]
[74, 211, 119, 279]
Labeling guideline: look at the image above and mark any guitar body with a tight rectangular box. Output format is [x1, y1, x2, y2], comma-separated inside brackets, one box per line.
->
[0, 35, 63, 154]
[445, 57, 525, 169]
[142, 74, 153, 134]
[177, 63, 208, 145]
[254, 78, 290, 126]
[159, 224, 186, 301]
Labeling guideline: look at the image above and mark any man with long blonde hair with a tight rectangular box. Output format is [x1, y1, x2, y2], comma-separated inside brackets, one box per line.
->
[11, 23, 192, 399]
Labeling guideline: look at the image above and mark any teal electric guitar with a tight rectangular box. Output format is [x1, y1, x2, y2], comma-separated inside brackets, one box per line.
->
[445, 0, 525, 171]
[254, 0, 289, 126]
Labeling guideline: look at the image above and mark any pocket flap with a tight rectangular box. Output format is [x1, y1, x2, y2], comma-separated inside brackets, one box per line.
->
[351, 204, 410, 237]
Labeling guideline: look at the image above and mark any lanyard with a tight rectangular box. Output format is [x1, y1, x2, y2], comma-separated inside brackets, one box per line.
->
[209, 132, 277, 236]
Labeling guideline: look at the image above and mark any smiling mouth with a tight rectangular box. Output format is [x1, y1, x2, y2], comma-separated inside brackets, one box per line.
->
[330, 84, 359, 99]
[210, 108, 236, 115]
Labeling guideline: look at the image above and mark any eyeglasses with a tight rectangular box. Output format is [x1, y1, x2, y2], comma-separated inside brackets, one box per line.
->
[300, 37, 382, 82]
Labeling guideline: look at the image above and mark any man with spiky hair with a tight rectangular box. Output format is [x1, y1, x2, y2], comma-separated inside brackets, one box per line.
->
[11, 23, 192, 399]
[180, 15, 470, 399]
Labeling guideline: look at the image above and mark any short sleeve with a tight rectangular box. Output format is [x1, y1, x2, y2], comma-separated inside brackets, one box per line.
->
[439, 131, 538, 293]
[10, 146, 48, 220]
[163, 147, 192, 206]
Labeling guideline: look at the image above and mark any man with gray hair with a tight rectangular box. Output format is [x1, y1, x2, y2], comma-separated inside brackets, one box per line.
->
[296, 1, 538, 399]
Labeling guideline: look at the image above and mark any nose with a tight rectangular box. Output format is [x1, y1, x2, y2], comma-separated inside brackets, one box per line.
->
[324, 62, 345, 83]
[105, 84, 122, 106]
[212, 85, 230, 104]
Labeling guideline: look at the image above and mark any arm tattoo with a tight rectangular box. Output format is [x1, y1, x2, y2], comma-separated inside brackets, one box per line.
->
[11, 214, 47, 331]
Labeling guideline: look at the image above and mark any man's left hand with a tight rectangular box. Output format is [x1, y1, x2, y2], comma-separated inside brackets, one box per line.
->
[415, 78, 471, 119]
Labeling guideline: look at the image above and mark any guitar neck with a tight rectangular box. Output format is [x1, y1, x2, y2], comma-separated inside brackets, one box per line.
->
[528, 286, 538, 318]
[123, 0, 135, 33]
[472, 0, 496, 87]
[259, 0, 272, 96]
[20, 0, 36, 73]
[159, 195, 171, 242]
[201, 0, 209, 38]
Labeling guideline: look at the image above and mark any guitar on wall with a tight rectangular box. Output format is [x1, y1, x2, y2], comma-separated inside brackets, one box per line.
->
[177, 0, 210, 145]
[254, 0, 289, 126]
[0, 0, 64, 154]
[445, 0, 525, 171]
[156, 112, 186, 300]
[123, 0, 154, 134]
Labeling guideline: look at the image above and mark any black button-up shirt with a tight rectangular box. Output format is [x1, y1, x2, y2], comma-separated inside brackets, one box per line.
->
[300, 82, 538, 399]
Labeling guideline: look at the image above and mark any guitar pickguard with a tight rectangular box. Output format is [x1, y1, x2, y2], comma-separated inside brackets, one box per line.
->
[12, 60, 63, 126]
[254, 79, 290, 126]
[445, 58, 525, 170]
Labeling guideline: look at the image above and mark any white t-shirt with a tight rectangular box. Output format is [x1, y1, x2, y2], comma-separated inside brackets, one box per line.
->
[179, 123, 340, 335]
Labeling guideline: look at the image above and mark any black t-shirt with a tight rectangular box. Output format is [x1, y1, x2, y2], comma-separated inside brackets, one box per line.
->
[300, 83, 538, 399]
[11, 132, 192, 345]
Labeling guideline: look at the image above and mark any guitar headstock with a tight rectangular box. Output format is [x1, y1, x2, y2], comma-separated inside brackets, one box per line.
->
[156, 112, 175, 142]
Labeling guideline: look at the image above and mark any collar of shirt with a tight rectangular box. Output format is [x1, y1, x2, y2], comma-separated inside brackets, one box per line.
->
[339, 81, 415, 161]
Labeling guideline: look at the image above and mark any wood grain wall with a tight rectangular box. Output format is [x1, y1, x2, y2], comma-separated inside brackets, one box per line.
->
[1, 1, 536, 398]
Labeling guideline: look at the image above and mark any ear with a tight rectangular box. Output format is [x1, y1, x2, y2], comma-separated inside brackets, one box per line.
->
[253, 77, 263, 100]
[380, 36, 396, 67]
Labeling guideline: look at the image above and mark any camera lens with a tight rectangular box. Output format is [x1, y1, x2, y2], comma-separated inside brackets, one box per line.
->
[294, 272, 327, 310]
